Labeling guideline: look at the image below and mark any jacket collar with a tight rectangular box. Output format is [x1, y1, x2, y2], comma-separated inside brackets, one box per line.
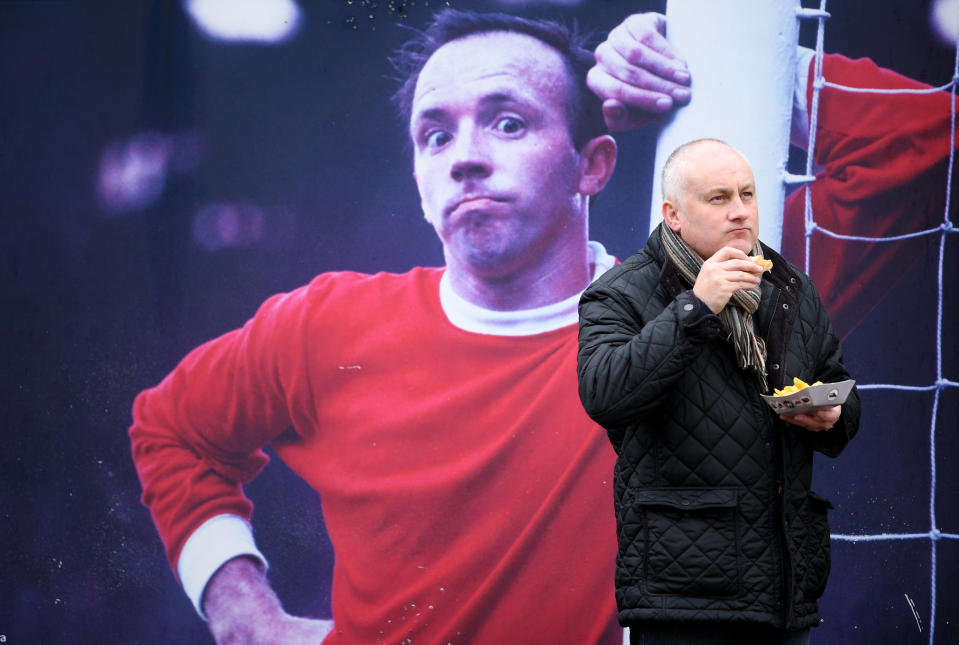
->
[647, 224, 687, 300]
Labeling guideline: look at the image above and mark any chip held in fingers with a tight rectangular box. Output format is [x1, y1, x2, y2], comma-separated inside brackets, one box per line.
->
[750, 255, 773, 272]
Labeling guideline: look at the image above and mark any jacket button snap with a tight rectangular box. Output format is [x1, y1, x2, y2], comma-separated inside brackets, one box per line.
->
[683, 303, 694, 312]
[782, 303, 789, 310]
[771, 363, 780, 370]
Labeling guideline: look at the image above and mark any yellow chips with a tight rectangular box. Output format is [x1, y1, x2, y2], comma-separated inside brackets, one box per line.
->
[773, 377, 823, 397]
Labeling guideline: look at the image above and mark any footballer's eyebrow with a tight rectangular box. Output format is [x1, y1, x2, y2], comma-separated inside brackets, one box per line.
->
[475, 91, 542, 119]
[479, 91, 528, 108]
[412, 90, 534, 125]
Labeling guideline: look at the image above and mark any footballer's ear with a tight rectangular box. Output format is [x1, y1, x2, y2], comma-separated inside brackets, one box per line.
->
[577, 135, 617, 196]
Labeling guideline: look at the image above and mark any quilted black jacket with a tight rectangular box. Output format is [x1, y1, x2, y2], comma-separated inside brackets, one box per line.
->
[577, 226, 860, 630]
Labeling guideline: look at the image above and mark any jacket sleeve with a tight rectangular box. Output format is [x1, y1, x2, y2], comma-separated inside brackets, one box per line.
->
[781, 53, 959, 340]
[577, 272, 722, 449]
[803, 281, 862, 458]
[129, 285, 317, 572]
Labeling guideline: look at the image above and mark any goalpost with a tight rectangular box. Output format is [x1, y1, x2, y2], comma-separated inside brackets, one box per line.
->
[647, 0, 803, 252]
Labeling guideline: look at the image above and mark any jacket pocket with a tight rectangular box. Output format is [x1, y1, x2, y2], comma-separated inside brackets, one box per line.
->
[634, 487, 741, 597]
[796, 491, 833, 599]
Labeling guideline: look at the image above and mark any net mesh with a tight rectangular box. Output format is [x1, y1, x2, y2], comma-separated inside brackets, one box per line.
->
[799, 2, 958, 642]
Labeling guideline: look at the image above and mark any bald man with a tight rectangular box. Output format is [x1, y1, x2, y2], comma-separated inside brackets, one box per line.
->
[577, 139, 860, 644]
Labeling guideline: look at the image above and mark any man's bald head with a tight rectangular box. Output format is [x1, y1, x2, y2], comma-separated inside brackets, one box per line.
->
[661, 138, 750, 205]
[660, 138, 759, 259]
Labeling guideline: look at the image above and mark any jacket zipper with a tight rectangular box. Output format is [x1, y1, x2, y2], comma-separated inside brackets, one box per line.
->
[767, 286, 794, 627]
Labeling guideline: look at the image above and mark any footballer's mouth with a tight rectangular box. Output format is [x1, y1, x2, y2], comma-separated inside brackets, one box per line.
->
[445, 194, 510, 219]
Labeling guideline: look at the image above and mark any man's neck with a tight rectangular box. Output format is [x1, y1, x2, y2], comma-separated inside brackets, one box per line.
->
[438, 241, 615, 336]
[444, 240, 592, 311]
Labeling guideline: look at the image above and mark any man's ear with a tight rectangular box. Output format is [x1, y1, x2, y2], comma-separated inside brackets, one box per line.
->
[662, 199, 682, 234]
[577, 135, 618, 196]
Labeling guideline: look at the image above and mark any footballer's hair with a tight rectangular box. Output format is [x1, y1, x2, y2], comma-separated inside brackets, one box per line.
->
[390, 8, 607, 150]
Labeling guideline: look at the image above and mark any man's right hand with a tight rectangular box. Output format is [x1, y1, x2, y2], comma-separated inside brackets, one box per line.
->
[588, 13, 691, 131]
[692, 247, 763, 314]
[204, 557, 334, 645]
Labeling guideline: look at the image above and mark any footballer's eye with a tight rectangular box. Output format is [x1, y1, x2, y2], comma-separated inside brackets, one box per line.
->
[426, 130, 452, 148]
[494, 116, 525, 135]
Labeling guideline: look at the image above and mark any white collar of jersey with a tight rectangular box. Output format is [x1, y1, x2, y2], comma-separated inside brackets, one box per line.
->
[439, 241, 615, 336]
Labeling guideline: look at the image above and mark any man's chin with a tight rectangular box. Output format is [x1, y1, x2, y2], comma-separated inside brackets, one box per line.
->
[726, 239, 756, 256]
[448, 238, 524, 278]
[463, 249, 520, 276]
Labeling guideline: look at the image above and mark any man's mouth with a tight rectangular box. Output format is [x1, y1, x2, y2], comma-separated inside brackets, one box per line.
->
[447, 196, 505, 218]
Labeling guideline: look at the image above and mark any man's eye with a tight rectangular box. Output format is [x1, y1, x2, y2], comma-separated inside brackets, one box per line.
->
[426, 130, 452, 148]
[741, 191, 754, 199]
[710, 195, 726, 203]
[494, 117, 525, 135]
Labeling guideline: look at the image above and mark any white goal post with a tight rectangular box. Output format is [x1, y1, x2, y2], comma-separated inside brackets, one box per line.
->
[648, 0, 801, 253]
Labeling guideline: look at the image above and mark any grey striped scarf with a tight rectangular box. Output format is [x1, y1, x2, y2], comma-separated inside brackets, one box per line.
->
[659, 224, 768, 391]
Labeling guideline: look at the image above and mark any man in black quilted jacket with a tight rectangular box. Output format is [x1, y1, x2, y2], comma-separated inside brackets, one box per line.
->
[576, 138, 861, 645]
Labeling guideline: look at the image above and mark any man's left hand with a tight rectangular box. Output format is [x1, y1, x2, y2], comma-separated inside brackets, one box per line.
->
[780, 405, 841, 432]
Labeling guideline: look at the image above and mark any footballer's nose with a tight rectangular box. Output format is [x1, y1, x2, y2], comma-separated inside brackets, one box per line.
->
[449, 127, 492, 182]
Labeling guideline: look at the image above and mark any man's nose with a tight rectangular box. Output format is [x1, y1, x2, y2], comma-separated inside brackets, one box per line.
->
[449, 127, 492, 181]
[728, 195, 751, 219]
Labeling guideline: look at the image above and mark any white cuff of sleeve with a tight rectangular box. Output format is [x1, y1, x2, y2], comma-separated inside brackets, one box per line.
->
[792, 46, 816, 150]
[177, 514, 267, 620]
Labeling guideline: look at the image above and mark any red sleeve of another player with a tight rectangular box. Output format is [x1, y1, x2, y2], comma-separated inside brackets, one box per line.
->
[781, 54, 958, 339]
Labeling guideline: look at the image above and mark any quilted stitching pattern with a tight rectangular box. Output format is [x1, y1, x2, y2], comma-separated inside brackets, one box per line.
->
[578, 230, 860, 629]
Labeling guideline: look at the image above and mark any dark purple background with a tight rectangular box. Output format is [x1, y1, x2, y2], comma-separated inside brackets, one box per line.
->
[1, 1, 956, 643]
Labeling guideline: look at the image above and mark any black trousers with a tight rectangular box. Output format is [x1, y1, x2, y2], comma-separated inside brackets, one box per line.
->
[628, 622, 811, 645]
